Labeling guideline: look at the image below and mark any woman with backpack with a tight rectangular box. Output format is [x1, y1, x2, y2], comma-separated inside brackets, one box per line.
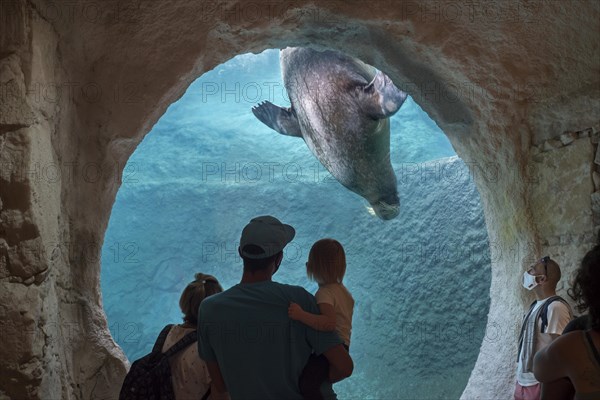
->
[163, 273, 224, 399]
[120, 273, 225, 400]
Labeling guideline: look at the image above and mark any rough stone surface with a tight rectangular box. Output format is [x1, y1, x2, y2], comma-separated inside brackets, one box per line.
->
[594, 171, 600, 191]
[529, 137, 596, 303]
[531, 139, 594, 239]
[0, 1, 598, 399]
[591, 192, 600, 216]
[0, 55, 35, 132]
[559, 132, 576, 146]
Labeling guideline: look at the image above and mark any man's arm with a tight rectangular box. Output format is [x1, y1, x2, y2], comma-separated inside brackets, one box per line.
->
[198, 303, 230, 399]
[206, 361, 230, 400]
[548, 333, 560, 341]
[322, 344, 353, 383]
[288, 302, 336, 331]
[545, 302, 572, 336]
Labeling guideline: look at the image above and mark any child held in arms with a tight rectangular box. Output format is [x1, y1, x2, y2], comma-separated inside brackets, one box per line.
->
[288, 239, 355, 400]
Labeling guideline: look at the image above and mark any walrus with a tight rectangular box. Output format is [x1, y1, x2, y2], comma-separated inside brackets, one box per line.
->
[252, 47, 407, 220]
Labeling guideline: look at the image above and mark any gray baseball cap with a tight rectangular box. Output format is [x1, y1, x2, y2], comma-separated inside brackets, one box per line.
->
[239, 216, 296, 259]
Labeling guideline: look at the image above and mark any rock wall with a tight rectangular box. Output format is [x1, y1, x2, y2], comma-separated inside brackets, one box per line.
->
[0, 1, 599, 399]
[1, 1, 128, 399]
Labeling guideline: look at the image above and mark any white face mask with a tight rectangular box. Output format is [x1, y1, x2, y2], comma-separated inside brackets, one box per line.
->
[522, 271, 540, 290]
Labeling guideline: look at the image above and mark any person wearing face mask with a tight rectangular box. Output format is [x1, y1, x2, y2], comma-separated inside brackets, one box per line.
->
[514, 256, 573, 400]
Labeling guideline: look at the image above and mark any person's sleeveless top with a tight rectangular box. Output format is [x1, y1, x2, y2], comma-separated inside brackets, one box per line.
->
[161, 325, 211, 400]
[574, 330, 600, 400]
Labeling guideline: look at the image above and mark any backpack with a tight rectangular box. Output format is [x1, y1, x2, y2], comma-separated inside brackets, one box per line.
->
[119, 324, 210, 400]
[517, 295, 572, 359]
[536, 295, 571, 333]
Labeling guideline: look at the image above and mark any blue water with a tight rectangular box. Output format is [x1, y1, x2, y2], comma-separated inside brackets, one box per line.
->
[101, 49, 490, 399]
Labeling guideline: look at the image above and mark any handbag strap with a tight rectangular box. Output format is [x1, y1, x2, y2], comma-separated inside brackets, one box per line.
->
[584, 329, 600, 366]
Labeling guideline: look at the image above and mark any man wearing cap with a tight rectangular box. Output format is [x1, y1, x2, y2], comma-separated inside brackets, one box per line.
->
[198, 216, 353, 400]
[515, 256, 572, 400]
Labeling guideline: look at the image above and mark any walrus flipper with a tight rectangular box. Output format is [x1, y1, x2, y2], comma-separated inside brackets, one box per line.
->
[252, 101, 303, 138]
[360, 70, 408, 120]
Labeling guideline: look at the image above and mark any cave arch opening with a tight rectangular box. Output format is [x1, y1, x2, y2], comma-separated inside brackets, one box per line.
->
[100, 47, 491, 399]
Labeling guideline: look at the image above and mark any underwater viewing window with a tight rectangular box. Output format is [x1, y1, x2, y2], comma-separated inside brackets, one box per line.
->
[101, 48, 491, 399]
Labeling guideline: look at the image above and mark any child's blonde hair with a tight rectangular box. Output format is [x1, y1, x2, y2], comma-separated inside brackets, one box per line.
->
[306, 239, 346, 284]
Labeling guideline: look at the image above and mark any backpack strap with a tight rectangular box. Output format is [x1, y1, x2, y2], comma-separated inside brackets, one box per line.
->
[584, 330, 600, 366]
[539, 296, 570, 333]
[517, 301, 538, 360]
[201, 387, 211, 400]
[163, 329, 198, 358]
[152, 324, 175, 353]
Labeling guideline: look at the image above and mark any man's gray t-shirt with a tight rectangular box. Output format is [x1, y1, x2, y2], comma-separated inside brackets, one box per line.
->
[198, 280, 342, 400]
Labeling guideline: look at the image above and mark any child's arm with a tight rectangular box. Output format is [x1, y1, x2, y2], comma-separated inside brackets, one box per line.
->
[288, 302, 336, 331]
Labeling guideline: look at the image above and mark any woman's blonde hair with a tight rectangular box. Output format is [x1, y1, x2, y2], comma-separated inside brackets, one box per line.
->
[306, 239, 346, 285]
[179, 272, 223, 325]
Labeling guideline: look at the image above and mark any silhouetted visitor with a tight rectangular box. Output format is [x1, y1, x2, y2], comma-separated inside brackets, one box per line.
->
[119, 272, 223, 400]
[515, 256, 573, 400]
[165, 273, 224, 400]
[534, 244, 600, 399]
[197, 216, 353, 400]
[288, 238, 354, 400]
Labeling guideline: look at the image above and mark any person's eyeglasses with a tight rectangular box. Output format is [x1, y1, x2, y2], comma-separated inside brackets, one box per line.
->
[527, 256, 550, 275]
[540, 256, 550, 275]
